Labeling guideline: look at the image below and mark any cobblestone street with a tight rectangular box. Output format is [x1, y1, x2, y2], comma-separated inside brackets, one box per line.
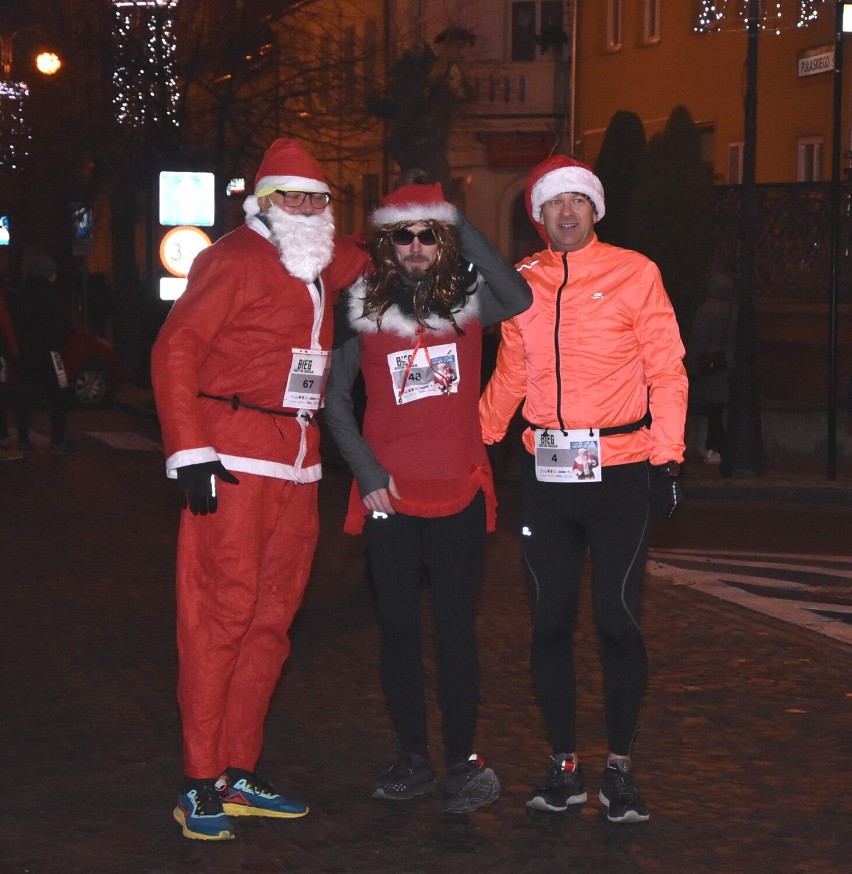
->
[0, 418, 849, 872]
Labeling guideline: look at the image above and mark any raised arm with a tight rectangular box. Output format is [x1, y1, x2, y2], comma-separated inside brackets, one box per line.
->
[457, 216, 532, 328]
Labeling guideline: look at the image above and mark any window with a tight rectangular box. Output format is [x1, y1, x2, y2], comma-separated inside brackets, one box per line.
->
[728, 142, 744, 184]
[511, 1, 565, 61]
[512, 2, 536, 61]
[643, 0, 661, 45]
[607, 0, 623, 52]
[797, 137, 823, 182]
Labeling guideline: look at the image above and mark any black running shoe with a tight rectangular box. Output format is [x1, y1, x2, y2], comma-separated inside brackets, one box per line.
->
[373, 752, 437, 801]
[526, 753, 588, 812]
[443, 753, 501, 814]
[598, 759, 650, 823]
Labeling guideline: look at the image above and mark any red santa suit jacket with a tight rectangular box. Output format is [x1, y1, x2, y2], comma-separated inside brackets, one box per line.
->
[152, 217, 366, 483]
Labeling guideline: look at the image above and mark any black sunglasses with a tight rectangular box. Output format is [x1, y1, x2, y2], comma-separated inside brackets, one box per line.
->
[390, 228, 438, 246]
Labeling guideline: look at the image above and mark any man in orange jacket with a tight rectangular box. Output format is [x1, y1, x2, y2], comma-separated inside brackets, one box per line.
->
[480, 156, 688, 824]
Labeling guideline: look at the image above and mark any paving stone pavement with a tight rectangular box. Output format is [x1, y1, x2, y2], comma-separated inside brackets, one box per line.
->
[0, 416, 850, 873]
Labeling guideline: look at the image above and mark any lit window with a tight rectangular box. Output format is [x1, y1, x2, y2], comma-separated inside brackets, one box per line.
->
[728, 142, 744, 185]
[607, 0, 623, 52]
[643, 0, 661, 45]
[797, 137, 823, 182]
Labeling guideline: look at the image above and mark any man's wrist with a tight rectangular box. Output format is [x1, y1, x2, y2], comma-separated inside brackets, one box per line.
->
[654, 461, 681, 476]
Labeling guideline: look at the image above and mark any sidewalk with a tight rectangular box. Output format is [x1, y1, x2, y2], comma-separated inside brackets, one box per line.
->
[1, 397, 849, 872]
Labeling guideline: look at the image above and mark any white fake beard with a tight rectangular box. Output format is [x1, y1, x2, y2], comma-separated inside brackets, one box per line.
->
[266, 203, 335, 282]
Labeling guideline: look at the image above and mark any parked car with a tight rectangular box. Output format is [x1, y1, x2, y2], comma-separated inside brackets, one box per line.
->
[63, 327, 122, 408]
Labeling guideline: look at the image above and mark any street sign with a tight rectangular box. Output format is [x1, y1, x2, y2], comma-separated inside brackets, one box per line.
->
[159, 225, 212, 278]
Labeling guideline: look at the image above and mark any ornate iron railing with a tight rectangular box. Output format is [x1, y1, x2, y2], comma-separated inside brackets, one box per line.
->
[712, 183, 852, 303]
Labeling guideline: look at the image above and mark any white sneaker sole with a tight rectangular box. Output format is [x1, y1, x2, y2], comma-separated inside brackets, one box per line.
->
[526, 790, 588, 812]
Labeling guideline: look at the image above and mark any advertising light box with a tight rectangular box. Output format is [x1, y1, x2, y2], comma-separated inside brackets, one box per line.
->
[159, 171, 215, 227]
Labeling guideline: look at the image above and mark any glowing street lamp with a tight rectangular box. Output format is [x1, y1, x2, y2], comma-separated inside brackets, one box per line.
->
[35, 52, 61, 76]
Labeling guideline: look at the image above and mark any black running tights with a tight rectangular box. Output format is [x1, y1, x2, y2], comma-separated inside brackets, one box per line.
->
[520, 457, 650, 757]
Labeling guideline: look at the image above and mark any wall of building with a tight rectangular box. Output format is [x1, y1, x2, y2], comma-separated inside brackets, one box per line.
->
[575, 2, 849, 184]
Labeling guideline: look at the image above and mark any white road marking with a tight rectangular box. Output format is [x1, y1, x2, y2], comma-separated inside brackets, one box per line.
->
[647, 548, 852, 645]
[86, 431, 162, 452]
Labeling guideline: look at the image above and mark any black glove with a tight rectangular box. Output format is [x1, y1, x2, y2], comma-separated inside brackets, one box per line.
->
[460, 259, 478, 291]
[176, 461, 240, 516]
[649, 463, 683, 519]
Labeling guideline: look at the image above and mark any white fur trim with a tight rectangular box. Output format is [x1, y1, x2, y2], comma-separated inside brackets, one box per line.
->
[244, 194, 262, 220]
[531, 167, 606, 222]
[255, 174, 330, 196]
[345, 277, 482, 341]
[371, 201, 459, 227]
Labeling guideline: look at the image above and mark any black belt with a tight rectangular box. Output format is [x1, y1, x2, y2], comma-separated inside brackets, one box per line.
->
[528, 411, 651, 437]
[198, 391, 314, 422]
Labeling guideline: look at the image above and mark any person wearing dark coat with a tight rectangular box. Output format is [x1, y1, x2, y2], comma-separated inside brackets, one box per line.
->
[0, 276, 23, 460]
[686, 272, 738, 464]
[11, 255, 74, 452]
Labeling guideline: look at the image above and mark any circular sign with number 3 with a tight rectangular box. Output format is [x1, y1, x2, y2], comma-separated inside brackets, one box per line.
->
[160, 226, 213, 278]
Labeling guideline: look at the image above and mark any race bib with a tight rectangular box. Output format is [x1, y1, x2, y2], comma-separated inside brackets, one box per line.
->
[282, 348, 330, 411]
[388, 342, 460, 405]
[534, 428, 602, 483]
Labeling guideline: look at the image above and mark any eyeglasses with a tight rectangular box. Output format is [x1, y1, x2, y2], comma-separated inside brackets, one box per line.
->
[390, 228, 438, 246]
[274, 190, 331, 209]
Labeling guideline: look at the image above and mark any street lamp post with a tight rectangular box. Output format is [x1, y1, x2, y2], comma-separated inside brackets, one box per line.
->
[828, 3, 852, 480]
[721, 0, 767, 478]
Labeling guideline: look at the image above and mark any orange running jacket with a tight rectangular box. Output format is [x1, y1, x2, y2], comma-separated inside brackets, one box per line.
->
[479, 235, 688, 467]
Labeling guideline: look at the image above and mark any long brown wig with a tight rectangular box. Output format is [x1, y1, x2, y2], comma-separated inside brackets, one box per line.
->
[363, 221, 473, 334]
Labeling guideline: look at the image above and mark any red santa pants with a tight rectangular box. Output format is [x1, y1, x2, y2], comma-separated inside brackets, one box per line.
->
[175, 473, 319, 779]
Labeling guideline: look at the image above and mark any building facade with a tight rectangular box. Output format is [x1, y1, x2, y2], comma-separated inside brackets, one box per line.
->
[574, 1, 848, 185]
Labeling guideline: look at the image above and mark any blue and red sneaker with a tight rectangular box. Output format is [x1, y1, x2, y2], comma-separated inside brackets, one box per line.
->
[218, 768, 309, 818]
[173, 780, 235, 841]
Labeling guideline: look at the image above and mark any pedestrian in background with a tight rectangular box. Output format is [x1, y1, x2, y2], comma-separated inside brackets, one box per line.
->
[480, 156, 688, 823]
[324, 183, 532, 813]
[151, 138, 368, 842]
[0, 275, 23, 461]
[11, 255, 74, 454]
[686, 272, 738, 465]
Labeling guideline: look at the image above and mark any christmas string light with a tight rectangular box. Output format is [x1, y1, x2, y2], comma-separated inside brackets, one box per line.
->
[695, 0, 831, 33]
[0, 80, 30, 171]
[111, 0, 179, 128]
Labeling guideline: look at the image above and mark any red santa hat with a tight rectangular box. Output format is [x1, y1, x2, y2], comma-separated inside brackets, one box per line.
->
[526, 155, 606, 224]
[254, 138, 330, 197]
[371, 182, 459, 227]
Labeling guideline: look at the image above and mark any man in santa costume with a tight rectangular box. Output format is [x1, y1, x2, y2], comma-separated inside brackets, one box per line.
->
[323, 183, 531, 813]
[152, 138, 367, 841]
[480, 156, 687, 823]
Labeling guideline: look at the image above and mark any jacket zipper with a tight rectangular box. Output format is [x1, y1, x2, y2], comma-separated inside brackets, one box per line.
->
[554, 253, 569, 432]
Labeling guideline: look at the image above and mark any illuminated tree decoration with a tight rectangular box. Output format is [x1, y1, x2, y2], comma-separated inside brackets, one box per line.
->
[695, 0, 831, 33]
[111, 0, 179, 128]
[0, 80, 30, 171]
